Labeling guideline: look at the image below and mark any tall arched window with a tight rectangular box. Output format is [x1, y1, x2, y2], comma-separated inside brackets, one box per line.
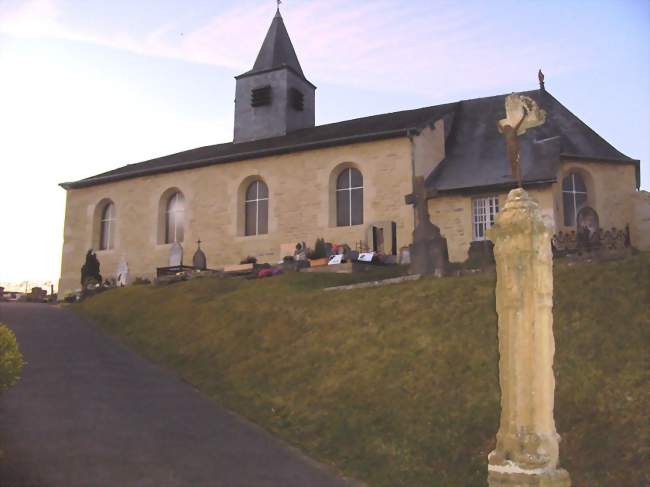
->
[165, 192, 185, 243]
[336, 168, 363, 226]
[562, 172, 587, 226]
[245, 180, 268, 236]
[99, 202, 115, 250]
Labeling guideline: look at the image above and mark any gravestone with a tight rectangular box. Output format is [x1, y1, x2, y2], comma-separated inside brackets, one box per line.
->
[487, 189, 570, 487]
[576, 207, 600, 251]
[407, 176, 449, 276]
[192, 240, 207, 270]
[365, 221, 397, 255]
[169, 242, 183, 267]
[466, 240, 495, 268]
[116, 257, 129, 287]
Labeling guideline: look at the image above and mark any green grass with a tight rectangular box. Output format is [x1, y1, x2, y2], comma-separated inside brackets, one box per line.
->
[74, 255, 650, 486]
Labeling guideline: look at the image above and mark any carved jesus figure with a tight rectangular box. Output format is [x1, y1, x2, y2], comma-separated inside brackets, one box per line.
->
[497, 94, 547, 187]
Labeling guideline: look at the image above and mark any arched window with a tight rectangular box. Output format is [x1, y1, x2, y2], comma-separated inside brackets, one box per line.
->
[245, 180, 268, 236]
[99, 202, 115, 250]
[336, 168, 363, 226]
[562, 172, 587, 226]
[165, 192, 185, 243]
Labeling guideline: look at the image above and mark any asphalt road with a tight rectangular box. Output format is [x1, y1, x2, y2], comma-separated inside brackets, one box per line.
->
[0, 303, 353, 487]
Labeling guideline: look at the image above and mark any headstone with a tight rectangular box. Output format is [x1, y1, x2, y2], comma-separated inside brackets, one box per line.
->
[486, 188, 571, 487]
[576, 207, 600, 252]
[169, 242, 183, 267]
[398, 246, 411, 265]
[466, 240, 495, 268]
[408, 176, 449, 277]
[116, 257, 129, 286]
[192, 240, 207, 270]
[366, 221, 398, 255]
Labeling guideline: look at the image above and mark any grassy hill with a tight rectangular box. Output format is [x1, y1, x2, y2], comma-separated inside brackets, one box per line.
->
[74, 254, 650, 486]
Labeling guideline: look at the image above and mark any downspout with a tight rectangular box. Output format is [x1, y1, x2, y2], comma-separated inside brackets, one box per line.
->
[407, 127, 418, 230]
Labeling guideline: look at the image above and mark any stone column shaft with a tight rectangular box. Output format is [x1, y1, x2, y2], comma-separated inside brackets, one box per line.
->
[487, 189, 570, 487]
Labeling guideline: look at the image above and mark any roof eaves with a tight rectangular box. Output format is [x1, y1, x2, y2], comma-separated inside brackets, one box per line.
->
[235, 65, 316, 89]
[434, 177, 557, 196]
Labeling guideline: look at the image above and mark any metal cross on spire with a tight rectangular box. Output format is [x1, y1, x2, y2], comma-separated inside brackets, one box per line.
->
[277, 0, 282, 9]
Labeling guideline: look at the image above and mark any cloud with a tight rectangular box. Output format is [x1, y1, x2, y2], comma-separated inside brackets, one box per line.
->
[0, 0, 582, 97]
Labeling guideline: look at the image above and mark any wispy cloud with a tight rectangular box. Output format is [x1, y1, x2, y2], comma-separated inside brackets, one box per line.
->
[0, 0, 583, 97]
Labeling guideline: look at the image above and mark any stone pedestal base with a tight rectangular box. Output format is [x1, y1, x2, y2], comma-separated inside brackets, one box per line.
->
[488, 468, 571, 487]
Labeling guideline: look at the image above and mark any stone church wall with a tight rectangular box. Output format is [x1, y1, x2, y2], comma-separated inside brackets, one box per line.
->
[58, 138, 414, 295]
[427, 187, 554, 263]
[427, 159, 638, 263]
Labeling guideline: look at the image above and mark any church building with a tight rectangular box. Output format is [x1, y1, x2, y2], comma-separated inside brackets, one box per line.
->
[58, 9, 645, 295]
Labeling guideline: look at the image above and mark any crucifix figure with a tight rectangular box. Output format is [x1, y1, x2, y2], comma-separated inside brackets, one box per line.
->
[497, 94, 547, 188]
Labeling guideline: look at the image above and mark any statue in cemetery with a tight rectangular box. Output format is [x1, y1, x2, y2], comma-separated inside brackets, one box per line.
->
[487, 96, 570, 486]
[497, 94, 546, 187]
[80, 249, 102, 288]
[293, 242, 307, 261]
[116, 257, 129, 287]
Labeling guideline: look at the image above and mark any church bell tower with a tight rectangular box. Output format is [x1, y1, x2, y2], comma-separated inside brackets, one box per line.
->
[233, 9, 316, 143]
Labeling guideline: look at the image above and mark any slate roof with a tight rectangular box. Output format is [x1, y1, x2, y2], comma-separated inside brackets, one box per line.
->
[236, 10, 309, 83]
[61, 89, 639, 190]
[60, 103, 456, 189]
[428, 89, 639, 192]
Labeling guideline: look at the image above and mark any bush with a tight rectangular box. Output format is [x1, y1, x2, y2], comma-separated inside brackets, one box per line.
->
[0, 324, 23, 391]
[310, 238, 327, 259]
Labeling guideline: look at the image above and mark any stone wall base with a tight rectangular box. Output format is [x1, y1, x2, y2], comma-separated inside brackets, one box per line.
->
[488, 468, 571, 487]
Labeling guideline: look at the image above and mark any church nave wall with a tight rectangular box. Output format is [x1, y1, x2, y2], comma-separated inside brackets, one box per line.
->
[58, 138, 415, 296]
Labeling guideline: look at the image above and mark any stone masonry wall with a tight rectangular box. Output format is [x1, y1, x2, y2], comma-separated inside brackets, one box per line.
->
[427, 159, 637, 263]
[59, 138, 414, 295]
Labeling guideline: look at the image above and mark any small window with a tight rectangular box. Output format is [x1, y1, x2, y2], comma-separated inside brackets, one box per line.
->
[562, 172, 588, 226]
[251, 86, 272, 107]
[472, 196, 499, 241]
[99, 202, 115, 250]
[165, 192, 184, 243]
[289, 88, 304, 111]
[336, 168, 363, 227]
[245, 180, 269, 236]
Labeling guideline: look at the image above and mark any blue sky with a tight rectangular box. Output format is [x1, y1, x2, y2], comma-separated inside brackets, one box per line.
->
[0, 0, 648, 286]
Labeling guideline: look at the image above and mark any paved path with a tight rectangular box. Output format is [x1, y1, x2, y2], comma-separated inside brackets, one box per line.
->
[0, 303, 352, 487]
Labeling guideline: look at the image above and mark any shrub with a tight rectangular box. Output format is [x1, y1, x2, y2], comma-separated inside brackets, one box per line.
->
[310, 238, 327, 259]
[0, 324, 24, 391]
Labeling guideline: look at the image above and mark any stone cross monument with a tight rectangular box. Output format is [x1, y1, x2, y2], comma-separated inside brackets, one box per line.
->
[487, 94, 570, 487]
[405, 176, 449, 276]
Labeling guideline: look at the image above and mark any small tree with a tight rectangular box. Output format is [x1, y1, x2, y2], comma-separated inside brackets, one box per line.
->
[0, 324, 24, 391]
[312, 238, 327, 259]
